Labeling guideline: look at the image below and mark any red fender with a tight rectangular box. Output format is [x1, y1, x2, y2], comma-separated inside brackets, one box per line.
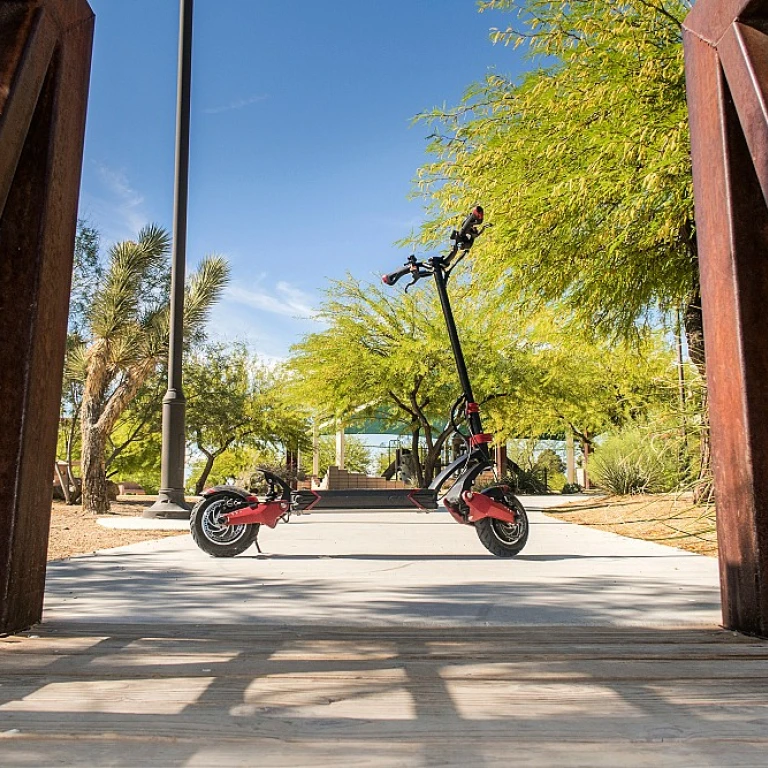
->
[224, 499, 290, 529]
[461, 491, 518, 525]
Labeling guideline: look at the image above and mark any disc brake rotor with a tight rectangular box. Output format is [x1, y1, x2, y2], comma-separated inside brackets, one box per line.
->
[201, 499, 248, 544]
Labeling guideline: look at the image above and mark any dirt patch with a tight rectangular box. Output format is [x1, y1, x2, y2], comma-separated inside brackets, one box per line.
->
[545, 494, 717, 557]
[48, 499, 187, 562]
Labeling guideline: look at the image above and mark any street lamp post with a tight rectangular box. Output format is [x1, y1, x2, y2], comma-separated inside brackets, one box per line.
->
[146, 0, 194, 518]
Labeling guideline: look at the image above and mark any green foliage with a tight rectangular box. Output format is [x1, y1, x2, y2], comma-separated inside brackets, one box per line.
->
[534, 448, 565, 476]
[310, 435, 373, 478]
[70, 220, 103, 336]
[286, 273, 678, 489]
[185, 342, 310, 494]
[414, 0, 696, 338]
[107, 372, 164, 494]
[490, 315, 677, 456]
[187, 446, 283, 492]
[70, 224, 230, 512]
[288, 276, 523, 485]
[591, 424, 683, 495]
[548, 472, 567, 493]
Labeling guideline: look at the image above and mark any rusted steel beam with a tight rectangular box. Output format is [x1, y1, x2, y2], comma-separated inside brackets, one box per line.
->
[0, 0, 94, 635]
[718, 23, 768, 206]
[684, 2, 768, 637]
[685, 0, 763, 45]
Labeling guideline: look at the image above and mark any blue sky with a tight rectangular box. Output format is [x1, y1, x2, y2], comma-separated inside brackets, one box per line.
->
[79, 0, 529, 361]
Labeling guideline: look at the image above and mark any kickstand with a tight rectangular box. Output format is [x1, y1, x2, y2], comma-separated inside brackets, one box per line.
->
[254, 529, 263, 554]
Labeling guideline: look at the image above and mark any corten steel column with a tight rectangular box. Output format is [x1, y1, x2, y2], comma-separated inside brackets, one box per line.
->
[684, 0, 768, 636]
[146, 0, 194, 518]
[0, 0, 94, 634]
[495, 442, 507, 480]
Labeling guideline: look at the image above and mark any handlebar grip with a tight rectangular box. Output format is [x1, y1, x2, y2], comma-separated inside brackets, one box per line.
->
[458, 205, 484, 240]
[382, 265, 412, 286]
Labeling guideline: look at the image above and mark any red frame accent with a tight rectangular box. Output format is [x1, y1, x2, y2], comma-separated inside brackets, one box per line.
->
[407, 490, 429, 510]
[465, 402, 480, 414]
[469, 433, 493, 446]
[224, 500, 290, 529]
[462, 491, 518, 525]
[303, 490, 321, 511]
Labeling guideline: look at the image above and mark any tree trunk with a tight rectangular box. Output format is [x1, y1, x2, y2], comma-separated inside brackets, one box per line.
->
[684, 290, 714, 503]
[410, 428, 424, 487]
[81, 397, 110, 514]
[582, 433, 592, 490]
[422, 428, 453, 487]
[65, 395, 81, 504]
[194, 450, 215, 496]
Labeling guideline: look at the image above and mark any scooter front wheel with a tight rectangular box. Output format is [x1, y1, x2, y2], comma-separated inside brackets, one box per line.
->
[190, 492, 259, 557]
[475, 488, 529, 557]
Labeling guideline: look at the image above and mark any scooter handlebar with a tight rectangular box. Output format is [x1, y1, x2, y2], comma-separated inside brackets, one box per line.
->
[458, 205, 484, 240]
[383, 206, 485, 286]
[382, 265, 412, 286]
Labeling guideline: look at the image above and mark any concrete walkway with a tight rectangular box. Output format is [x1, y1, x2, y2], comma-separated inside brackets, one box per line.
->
[4, 496, 766, 767]
[48, 497, 721, 627]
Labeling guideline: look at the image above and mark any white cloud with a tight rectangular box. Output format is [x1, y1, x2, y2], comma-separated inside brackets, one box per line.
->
[203, 94, 268, 115]
[79, 162, 148, 244]
[226, 281, 316, 319]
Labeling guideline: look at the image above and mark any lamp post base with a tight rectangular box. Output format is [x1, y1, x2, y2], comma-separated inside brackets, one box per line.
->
[144, 489, 192, 519]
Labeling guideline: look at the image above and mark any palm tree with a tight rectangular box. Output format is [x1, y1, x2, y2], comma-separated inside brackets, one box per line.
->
[68, 225, 229, 514]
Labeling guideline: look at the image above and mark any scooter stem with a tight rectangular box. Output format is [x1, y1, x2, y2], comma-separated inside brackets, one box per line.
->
[431, 260, 488, 456]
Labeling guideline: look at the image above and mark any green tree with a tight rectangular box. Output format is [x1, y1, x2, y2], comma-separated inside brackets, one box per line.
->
[187, 446, 282, 491]
[69, 220, 103, 336]
[311, 434, 372, 478]
[56, 221, 104, 503]
[534, 448, 565, 477]
[417, 0, 696, 339]
[413, 0, 708, 491]
[105, 371, 165, 495]
[491, 315, 677, 485]
[185, 342, 300, 494]
[68, 225, 229, 514]
[289, 276, 525, 486]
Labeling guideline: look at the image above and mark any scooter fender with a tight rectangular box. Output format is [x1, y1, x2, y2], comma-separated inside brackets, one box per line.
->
[200, 485, 251, 500]
[462, 490, 519, 525]
[199, 486, 290, 529]
[224, 500, 291, 529]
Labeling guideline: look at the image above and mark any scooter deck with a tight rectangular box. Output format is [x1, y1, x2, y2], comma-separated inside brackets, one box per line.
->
[300, 488, 438, 511]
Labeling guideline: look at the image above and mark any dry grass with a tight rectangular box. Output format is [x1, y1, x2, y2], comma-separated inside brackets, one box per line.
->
[48, 499, 186, 562]
[546, 493, 718, 557]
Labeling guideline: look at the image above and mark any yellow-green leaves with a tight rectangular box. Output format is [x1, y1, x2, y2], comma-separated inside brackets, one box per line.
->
[415, 0, 695, 338]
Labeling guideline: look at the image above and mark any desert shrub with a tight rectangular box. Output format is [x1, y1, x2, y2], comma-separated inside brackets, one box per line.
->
[561, 482, 583, 494]
[548, 472, 567, 492]
[495, 468, 549, 494]
[591, 426, 682, 495]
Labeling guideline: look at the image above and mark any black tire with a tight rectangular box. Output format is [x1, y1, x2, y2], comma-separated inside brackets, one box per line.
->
[190, 492, 259, 557]
[474, 487, 529, 557]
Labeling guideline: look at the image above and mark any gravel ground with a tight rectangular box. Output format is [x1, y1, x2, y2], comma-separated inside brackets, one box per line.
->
[47, 499, 187, 561]
[545, 493, 717, 557]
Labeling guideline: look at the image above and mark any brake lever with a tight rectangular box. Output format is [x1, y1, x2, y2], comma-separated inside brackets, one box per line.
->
[404, 269, 432, 293]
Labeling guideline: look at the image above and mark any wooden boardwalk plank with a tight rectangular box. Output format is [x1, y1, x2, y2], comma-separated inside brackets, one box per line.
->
[1, 624, 767, 766]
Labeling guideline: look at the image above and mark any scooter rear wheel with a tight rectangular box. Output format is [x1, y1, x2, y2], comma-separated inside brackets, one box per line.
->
[190, 492, 259, 557]
[474, 488, 529, 557]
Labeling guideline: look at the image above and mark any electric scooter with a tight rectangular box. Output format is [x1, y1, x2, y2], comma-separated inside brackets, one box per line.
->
[190, 206, 529, 558]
